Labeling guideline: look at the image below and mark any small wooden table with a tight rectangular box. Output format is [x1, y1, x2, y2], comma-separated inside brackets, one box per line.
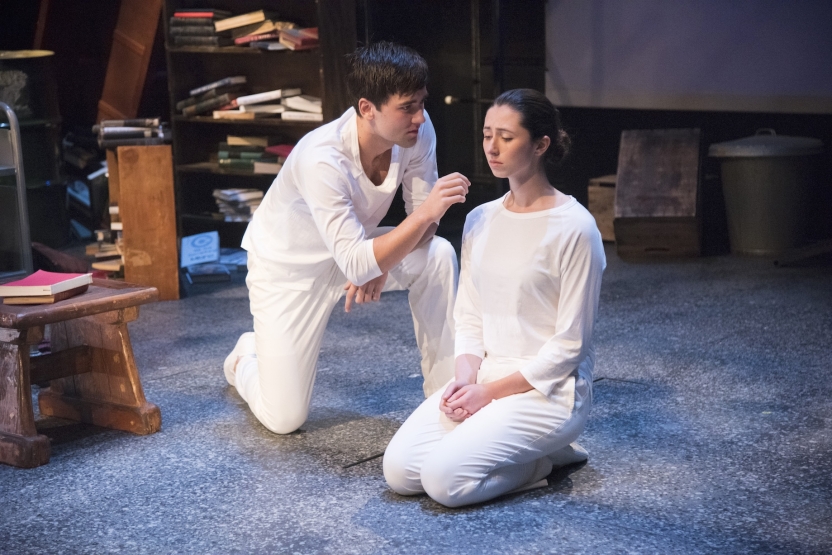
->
[0, 279, 160, 468]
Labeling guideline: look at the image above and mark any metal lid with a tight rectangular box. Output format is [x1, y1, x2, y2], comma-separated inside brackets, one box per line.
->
[708, 129, 824, 158]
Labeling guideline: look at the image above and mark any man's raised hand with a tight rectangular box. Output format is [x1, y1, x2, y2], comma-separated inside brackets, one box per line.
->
[418, 172, 470, 224]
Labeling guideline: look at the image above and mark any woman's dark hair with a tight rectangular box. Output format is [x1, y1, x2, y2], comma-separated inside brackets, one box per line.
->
[493, 88, 571, 166]
[346, 42, 429, 114]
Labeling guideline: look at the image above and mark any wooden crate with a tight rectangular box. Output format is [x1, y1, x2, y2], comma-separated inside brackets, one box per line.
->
[614, 129, 702, 259]
[588, 174, 616, 242]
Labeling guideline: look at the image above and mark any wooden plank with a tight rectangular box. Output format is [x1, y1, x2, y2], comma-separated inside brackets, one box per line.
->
[106, 149, 120, 205]
[0, 282, 158, 329]
[116, 145, 180, 301]
[29, 345, 92, 384]
[614, 218, 701, 259]
[615, 129, 700, 219]
[0, 342, 35, 436]
[318, 0, 357, 122]
[96, 0, 163, 122]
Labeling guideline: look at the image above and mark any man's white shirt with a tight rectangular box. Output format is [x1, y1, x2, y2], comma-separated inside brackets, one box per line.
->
[242, 107, 438, 287]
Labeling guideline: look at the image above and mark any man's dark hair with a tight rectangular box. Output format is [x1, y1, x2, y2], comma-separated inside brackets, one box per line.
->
[346, 42, 429, 114]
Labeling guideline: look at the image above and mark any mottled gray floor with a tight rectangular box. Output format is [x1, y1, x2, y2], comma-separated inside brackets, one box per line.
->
[1, 245, 830, 554]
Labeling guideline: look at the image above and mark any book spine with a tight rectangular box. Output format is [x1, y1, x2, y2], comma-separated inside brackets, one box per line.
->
[173, 11, 229, 18]
[175, 85, 243, 111]
[100, 128, 158, 139]
[217, 143, 265, 152]
[169, 16, 214, 26]
[97, 118, 160, 129]
[173, 36, 232, 47]
[233, 31, 280, 45]
[248, 41, 288, 51]
[281, 111, 324, 121]
[217, 158, 255, 170]
[235, 88, 298, 106]
[278, 38, 318, 51]
[99, 137, 166, 148]
[182, 93, 237, 116]
[170, 25, 217, 36]
[218, 151, 276, 160]
[214, 10, 265, 33]
[189, 76, 246, 97]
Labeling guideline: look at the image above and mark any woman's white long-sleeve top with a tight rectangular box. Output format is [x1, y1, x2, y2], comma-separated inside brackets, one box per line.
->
[454, 195, 606, 397]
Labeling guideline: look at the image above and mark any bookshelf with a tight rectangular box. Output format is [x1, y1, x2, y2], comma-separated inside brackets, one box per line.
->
[163, 0, 356, 247]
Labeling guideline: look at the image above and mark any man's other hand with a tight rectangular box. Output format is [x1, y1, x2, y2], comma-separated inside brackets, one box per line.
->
[343, 271, 389, 312]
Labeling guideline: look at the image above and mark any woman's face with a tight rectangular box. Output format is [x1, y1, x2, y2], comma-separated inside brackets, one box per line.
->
[482, 104, 545, 179]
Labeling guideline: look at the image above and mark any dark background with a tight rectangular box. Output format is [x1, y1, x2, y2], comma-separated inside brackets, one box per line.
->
[2, 0, 831, 251]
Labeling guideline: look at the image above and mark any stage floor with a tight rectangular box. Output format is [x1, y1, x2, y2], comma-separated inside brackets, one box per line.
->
[2, 244, 830, 554]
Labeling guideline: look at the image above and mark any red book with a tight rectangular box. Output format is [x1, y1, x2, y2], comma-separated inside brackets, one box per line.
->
[0, 270, 93, 297]
[298, 27, 318, 40]
[233, 31, 280, 45]
[264, 144, 294, 158]
[279, 28, 319, 47]
[173, 9, 231, 19]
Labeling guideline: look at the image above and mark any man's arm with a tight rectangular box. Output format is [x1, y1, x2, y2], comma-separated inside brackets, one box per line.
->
[372, 172, 469, 273]
[342, 174, 467, 311]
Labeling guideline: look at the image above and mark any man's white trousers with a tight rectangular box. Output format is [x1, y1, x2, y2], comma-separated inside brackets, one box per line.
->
[233, 230, 458, 434]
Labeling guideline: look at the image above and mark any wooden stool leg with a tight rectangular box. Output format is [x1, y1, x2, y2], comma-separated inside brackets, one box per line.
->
[37, 307, 161, 435]
[0, 328, 50, 468]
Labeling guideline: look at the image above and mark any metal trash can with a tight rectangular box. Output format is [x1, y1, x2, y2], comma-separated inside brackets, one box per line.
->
[708, 129, 824, 256]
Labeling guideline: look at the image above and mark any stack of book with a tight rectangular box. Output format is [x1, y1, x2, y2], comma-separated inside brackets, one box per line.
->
[212, 86, 301, 120]
[214, 135, 293, 174]
[279, 27, 319, 51]
[212, 188, 264, 221]
[0, 270, 93, 305]
[177, 76, 248, 117]
[93, 118, 170, 148]
[280, 94, 323, 122]
[169, 8, 232, 47]
[231, 18, 298, 49]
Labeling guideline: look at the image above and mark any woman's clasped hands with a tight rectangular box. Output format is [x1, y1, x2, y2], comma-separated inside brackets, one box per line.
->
[439, 379, 494, 422]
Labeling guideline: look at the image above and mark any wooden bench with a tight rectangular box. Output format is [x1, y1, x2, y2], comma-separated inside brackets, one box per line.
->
[0, 279, 160, 468]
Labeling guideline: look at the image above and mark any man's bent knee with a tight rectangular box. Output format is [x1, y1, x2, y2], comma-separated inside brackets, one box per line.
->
[257, 407, 308, 435]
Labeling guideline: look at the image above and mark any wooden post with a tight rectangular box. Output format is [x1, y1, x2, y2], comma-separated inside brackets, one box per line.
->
[109, 145, 180, 301]
[0, 327, 50, 468]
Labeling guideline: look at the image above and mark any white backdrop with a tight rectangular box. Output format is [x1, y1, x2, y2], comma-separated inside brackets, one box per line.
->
[545, 0, 832, 113]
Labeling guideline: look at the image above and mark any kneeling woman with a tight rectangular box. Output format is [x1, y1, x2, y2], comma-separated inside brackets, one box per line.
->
[384, 89, 606, 508]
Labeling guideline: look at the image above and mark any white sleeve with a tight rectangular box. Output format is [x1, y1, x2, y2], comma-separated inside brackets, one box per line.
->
[400, 110, 438, 216]
[519, 221, 606, 396]
[453, 212, 485, 358]
[296, 157, 382, 286]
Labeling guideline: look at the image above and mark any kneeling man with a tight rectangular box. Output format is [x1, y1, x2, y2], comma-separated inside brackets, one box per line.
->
[224, 42, 470, 434]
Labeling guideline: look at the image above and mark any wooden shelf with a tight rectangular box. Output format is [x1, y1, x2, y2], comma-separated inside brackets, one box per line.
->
[164, 0, 356, 245]
[176, 162, 279, 177]
[167, 46, 321, 55]
[173, 115, 319, 128]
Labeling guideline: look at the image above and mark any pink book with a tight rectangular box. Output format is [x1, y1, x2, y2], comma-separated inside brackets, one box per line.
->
[0, 270, 93, 297]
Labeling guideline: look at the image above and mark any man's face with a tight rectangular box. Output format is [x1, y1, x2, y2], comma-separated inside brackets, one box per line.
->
[370, 88, 428, 148]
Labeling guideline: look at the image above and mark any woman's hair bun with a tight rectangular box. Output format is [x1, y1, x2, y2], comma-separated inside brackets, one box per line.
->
[493, 88, 570, 166]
